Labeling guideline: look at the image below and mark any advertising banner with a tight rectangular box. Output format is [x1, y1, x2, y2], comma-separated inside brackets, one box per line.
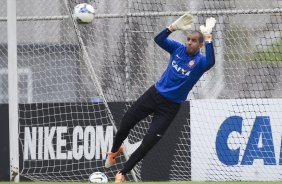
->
[0, 102, 190, 181]
[191, 99, 282, 181]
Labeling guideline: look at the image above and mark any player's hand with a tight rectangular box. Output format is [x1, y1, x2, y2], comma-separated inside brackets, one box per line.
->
[169, 13, 194, 32]
[200, 17, 216, 42]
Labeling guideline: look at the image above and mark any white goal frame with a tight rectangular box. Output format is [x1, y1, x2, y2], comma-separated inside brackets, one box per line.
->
[7, 0, 19, 182]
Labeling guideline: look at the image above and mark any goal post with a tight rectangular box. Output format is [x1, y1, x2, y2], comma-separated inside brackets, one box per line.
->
[1, 0, 282, 182]
[7, 0, 19, 182]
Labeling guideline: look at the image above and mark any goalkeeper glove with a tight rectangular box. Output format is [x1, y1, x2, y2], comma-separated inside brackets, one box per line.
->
[200, 17, 216, 42]
[169, 13, 194, 31]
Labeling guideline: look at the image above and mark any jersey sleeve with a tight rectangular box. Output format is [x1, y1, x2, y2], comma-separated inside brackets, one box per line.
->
[201, 42, 215, 71]
[154, 28, 183, 54]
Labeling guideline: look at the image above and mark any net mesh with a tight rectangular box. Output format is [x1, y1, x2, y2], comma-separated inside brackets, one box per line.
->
[0, 1, 7, 103]
[0, 0, 282, 182]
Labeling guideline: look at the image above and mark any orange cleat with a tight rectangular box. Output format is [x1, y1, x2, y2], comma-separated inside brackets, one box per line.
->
[115, 171, 126, 183]
[105, 146, 123, 168]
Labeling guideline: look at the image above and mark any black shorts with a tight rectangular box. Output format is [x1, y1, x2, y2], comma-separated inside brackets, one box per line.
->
[120, 85, 181, 135]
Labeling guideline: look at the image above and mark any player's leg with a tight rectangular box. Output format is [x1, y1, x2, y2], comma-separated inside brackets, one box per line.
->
[117, 96, 181, 176]
[112, 85, 158, 151]
[105, 85, 158, 168]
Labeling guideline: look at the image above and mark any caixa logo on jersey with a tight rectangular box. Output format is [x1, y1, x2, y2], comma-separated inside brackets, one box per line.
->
[23, 126, 113, 160]
[216, 116, 279, 166]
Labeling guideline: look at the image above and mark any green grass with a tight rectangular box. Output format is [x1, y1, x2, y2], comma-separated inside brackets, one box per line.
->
[252, 38, 282, 62]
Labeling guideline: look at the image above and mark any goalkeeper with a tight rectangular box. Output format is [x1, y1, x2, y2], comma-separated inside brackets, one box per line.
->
[105, 14, 216, 183]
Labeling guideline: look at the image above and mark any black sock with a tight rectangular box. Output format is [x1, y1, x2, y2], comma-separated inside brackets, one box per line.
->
[111, 130, 129, 152]
[120, 134, 161, 175]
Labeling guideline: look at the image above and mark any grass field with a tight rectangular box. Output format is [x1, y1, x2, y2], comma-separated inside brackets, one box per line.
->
[1, 182, 282, 184]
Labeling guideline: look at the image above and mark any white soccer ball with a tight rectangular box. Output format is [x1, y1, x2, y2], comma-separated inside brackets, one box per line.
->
[73, 3, 95, 24]
[89, 172, 108, 183]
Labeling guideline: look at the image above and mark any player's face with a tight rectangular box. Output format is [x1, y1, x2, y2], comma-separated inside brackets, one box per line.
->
[185, 32, 203, 55]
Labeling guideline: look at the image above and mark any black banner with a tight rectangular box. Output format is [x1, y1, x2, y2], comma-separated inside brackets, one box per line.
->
[0, 104, 9, 181]
[0, 102, 190, 181]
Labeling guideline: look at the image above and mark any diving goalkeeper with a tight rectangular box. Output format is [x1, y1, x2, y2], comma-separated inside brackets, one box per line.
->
[105, 14, 216, 183]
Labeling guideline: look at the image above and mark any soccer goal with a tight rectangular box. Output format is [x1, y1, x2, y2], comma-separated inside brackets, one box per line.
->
[1, 0, 282, 182]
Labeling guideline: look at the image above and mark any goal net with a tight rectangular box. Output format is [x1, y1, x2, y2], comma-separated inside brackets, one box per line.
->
[1, 0, 282, 182]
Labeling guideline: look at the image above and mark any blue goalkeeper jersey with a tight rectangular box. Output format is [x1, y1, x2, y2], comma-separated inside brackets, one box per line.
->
[154, 28, 215, 103]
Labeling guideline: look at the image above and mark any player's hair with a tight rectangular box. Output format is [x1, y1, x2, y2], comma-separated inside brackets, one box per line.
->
[190, 30, 204, 43]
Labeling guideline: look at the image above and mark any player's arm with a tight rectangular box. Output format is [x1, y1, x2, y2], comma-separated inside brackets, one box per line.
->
[200, 17, 216, 71]
[154, 28, 179, 54]
[154, 13, 194, 54]
[203, 42, 215, 71]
